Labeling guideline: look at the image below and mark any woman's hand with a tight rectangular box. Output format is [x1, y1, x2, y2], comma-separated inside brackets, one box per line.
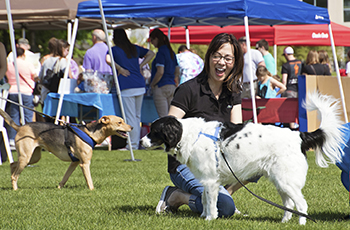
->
[150, 66, 164, 88]
[106, 54, 130, 77]
[117, 66, 130, 77]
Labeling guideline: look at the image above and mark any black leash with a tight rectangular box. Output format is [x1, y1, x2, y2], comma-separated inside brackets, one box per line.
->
[221, 151, 316, 223]
[0, 96, 57, 121]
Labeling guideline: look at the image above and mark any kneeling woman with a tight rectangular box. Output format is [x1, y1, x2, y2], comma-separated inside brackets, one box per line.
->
[156, 33, 244, 217]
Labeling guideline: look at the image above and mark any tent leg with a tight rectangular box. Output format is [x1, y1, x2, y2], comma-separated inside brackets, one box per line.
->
[244, 16, 258, 124]
[273, 44, 277, 75]
[185, 26, 190, 49]
[55, 19, 79, 124]
[98, 0, 139, 161]
[329, 24, 348, 123]
[6, 0, 25, 125]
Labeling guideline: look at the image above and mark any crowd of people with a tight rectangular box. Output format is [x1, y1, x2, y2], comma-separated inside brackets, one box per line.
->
[2, 30, 344, 150]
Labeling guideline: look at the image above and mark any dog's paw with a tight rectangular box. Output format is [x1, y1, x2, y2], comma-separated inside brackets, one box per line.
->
[282, 212, 292, 223]
[205, 215, 217, 221]
[299, 217, 307, 225]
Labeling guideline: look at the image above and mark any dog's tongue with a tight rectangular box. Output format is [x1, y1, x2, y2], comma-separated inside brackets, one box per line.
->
[119, 131, 128, 138]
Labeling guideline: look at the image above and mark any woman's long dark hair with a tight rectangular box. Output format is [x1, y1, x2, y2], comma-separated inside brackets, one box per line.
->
[48, 37, 58, 56]
[204, 33, 243, 93]
[149, 28, 175, 60]
[57, 39, 69, 58]
[113, 29, 137, 58]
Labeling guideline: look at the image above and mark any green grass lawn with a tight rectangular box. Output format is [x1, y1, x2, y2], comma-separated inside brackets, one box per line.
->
[0, 149, 348, 229]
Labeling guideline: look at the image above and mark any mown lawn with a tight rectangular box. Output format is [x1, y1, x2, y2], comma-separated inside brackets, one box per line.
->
[0, 149, 348, 229]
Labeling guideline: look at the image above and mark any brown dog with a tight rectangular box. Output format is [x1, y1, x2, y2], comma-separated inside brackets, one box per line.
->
[0, 109, 132, 190]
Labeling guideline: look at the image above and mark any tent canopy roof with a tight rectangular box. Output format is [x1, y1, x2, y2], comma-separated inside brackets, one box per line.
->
[160, 22, 350, 47]
[77, 0, 330, 28]
[0, 0, 102, 30]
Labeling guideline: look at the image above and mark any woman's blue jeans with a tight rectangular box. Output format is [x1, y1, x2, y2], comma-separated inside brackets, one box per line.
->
[7, 94, 34, 140]
[169, 164, 235, 218]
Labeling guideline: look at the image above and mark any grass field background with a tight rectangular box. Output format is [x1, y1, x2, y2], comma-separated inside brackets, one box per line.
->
[0, 149, 348, 229]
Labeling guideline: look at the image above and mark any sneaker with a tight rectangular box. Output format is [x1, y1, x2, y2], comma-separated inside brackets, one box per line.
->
[235, 208, 242, 215]
[156, 186, 178, 214]
[235, 207, 248, 216]
[118, 148, 128, 151]
[9, 139, 15, 146]
[9, 139, 15, 151]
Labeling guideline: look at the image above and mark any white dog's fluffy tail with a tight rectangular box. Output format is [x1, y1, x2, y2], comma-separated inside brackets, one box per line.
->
[301, 92, 345, 167]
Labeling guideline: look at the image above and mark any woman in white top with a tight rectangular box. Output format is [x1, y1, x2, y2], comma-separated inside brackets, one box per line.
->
[39, 39, 70, 104]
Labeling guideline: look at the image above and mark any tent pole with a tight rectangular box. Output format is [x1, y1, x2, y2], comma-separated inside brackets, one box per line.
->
[67, 20, 72, 43]
[273, 44, 277, 75]
[185, 26, 190, 49]
[168, 27, 171, 40]
[6, 0, 25, 125]
[54, 19, 79, 124]
[328, 23, 348, 123]
[244, 16, 258, 124]
[98, 0, 137, 161]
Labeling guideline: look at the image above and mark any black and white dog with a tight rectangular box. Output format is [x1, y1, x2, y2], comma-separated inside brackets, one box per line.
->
[141, 92, 345, 224]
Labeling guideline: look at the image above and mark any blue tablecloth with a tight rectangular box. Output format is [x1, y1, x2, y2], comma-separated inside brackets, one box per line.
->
[43, 93, 159, 123]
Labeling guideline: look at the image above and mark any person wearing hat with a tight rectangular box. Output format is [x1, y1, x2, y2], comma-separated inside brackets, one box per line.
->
[7, 38, 41, 75]
[7, 38, 31, 63]
[238, 36, 265, 99]
[281, 46, 302, 129]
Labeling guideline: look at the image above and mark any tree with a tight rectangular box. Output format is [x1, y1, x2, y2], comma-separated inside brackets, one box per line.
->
[0, 29, 91, 65]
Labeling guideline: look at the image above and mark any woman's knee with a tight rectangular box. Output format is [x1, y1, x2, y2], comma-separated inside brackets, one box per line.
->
[217, 193, 235, 218]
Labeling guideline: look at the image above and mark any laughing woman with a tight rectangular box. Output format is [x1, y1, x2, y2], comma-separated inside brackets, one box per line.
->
[149, 29, 180, 117]
[155, 33, 244, 218]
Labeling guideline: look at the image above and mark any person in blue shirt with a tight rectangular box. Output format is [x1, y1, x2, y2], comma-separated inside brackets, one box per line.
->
[149, 29, 180, 117]
[255, 39, 276, 75]
[106, 29, 155, 150]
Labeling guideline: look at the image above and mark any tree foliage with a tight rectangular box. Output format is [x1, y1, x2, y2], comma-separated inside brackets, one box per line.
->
[0, 29, 91, 65]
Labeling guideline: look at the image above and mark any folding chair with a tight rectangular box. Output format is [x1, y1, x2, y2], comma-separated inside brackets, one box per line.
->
[0, 83, 14, 165]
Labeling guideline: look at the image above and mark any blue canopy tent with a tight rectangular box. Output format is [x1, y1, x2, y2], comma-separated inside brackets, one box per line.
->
[76, 0, 330, 26]
[74, 0, 347, 164]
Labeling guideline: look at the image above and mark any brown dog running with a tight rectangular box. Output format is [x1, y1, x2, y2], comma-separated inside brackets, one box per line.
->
[0, 109, 132, 190]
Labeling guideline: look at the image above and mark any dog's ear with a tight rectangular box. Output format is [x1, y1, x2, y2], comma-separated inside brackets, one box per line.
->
[159, 117, 183, 152]
[99, 116, 110, 124]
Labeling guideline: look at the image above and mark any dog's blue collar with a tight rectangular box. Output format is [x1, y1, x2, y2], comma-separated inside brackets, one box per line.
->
[70, 125, 97, 148]
[194, 126, 221, 167]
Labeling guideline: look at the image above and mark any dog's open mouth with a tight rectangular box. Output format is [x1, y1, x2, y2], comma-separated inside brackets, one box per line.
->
[116, 131, 129, 139]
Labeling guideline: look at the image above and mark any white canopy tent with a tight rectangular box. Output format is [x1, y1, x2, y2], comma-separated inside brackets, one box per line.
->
[3, 0, 105, 125]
